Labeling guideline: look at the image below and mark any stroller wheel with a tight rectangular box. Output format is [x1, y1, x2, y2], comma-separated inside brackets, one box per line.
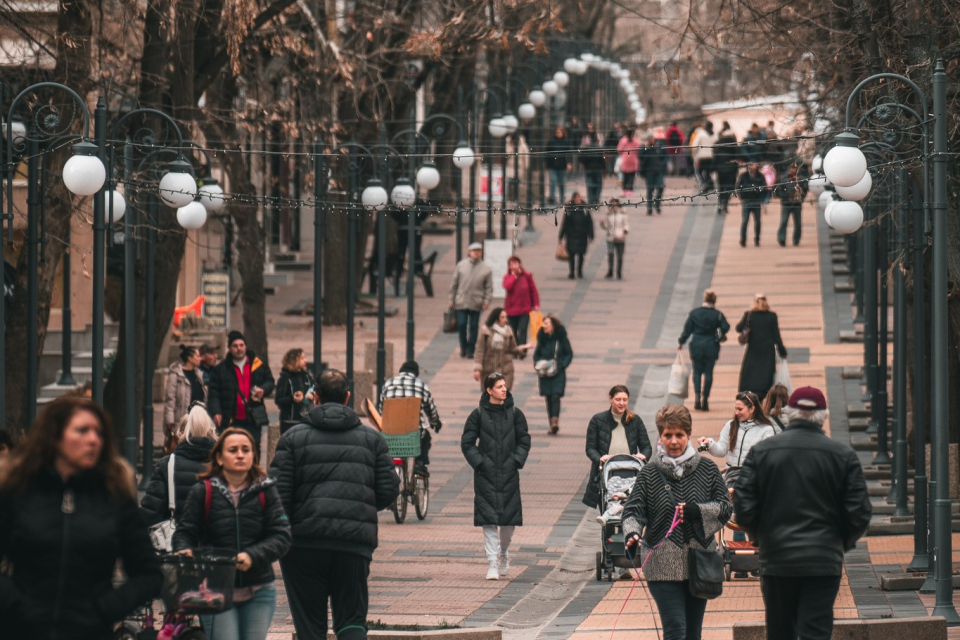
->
[179, 627, 209, 640]
[724, 564, 732, 581]
[596, 551, 603, 581]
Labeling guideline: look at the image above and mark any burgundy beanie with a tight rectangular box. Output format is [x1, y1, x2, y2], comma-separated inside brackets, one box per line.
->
[787, 386, 827, 410]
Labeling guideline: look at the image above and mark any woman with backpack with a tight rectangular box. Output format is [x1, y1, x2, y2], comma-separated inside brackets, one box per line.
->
[678, 290, 731, 411]
[173, 428, 291, 640]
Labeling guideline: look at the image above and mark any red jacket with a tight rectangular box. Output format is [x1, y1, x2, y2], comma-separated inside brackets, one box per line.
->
[503, 270, 540, 316]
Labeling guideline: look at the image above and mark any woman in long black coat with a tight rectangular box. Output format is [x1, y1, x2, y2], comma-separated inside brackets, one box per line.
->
[678, 289, 731, 411]
[558, 192, 594, 279]
[736, 294, 787, 401]
[461, 373, 531, 581]
[582, 385, 652, 509]
[534, 315, 574, 435]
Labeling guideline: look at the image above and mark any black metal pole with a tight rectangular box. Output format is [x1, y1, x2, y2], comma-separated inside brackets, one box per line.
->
[456, 88, 465, 262]
[376, 128, 387, 396]
[875, 197, 891, 465]
[313, 141, 325, 374]
[1, 81, 6, 426]
[486, 129, 494, 240]
[863, 199, 879, 436]
[500, 134, 508, 240]
[469, 98, 477, 244]
[141, 195, 156, 484]
[122, 141, 137, 466]
[539, 103, 546, 209]
[406, 110, 417, 363]
[892, 168, 910, 517]
[91, 97, 106, 403]
[526, 125, 535, 231]
[57, 208, 74, 386]
[25, 130, 39, 426]
[346, 144, 357, 406]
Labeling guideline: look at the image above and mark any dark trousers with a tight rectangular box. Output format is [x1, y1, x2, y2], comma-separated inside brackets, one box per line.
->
[415, 429, 432, 467]
[544, 394, 561, 418]
[691, 356, 716, 399]
[760, 574, 841, 640]
[456, 309, 480, 356]
[568, 252, 584, 277]
[644, 173, 664, 212]
[622, 172, 636, 191]
[606, 242, 624, 276]
[697, 159, 714, 190]
[281, 547, 371, 640]
[508, 313, 530, 346]
[585, 171, 603, 204]
[226, 416, 261, 452]
[778, 203, 802, 246]
[740, 203, 762, 244]
[648, 580, 708, 640]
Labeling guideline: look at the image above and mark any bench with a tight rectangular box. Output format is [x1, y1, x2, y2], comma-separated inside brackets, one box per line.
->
[365, 250, 438, 298]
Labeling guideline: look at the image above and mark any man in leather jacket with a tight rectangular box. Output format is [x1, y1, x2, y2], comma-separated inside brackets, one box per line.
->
[735, 386, 871, 640]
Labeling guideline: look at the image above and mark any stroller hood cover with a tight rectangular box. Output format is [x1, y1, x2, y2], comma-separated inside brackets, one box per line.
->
[602, 453, 645, 488]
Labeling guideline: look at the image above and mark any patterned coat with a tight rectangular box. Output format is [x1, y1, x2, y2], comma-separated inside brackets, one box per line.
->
[622, 452, 731, 582]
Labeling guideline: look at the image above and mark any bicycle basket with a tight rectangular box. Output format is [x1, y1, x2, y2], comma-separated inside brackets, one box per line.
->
[383, 431, 421, 457]
[160, 551, 236, 614]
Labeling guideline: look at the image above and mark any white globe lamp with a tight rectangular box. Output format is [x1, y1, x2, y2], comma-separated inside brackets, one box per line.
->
[824, 200, 836, 228]
[518, 103, 536, 120]
[176, 200, 207, 230]
[391, 178, 416, 207]
[528, 89, 546, 107]
[818, 189, 835, 211]
[488, 117, 508, 139]
[452, 145, 475, 169]
[822, 131, 866, 187]
[502, 113, 519, 134]
[106, 190, 126, 223]
[835, 170, 872, 201]
[574, 60, 588, 75]
[197, 178, 225, 213]
[553, 71, 570, 88]
[830, 200, 864, 234]
[158, 158, 198, 208]
[416, 162, 441, 191]
[542, 80, 559, 97]
[808, 174, 827, 197]
[361, 178, 389, 211]
[812, 154, 823, 173]
[564, 58, 579, 73]
[62, 141, 106, 196]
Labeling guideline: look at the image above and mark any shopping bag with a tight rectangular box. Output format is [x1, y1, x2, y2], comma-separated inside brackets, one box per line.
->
[555, 243, 569, 262]
[774, 354, 793, 393]
[667, 352, 690, 398]
[529, 310, 543, 340]
[443, 308, 458, 333]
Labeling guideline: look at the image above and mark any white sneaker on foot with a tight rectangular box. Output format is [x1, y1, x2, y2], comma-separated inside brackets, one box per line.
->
[498, 553, 510, 576]
[486, 562, 499, 580]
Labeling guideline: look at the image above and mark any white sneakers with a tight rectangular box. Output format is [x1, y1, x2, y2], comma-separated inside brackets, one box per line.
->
[486, 561, 499, 580]
[498, 552, 510, 576]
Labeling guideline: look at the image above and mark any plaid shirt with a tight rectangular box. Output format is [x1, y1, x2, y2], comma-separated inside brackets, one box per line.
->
[378, 372, 442, 431]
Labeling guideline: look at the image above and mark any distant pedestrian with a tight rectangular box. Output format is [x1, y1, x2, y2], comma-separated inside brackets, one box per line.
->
[692, 121, 717, 192]
[599, 198, 629, 279]
[638, 134, 667, 214]
[546, 126, 572, 204]
[502, 255, 540, 347]
[379, 361, 442, 476]
[559, 192, 594, 280]
[604, 123, 624, 174]
[164, 344, 207, 453]
[0, 396, 162, 640]
[140, 404, 218, 526]
[199, 343, 219, 385]
[735, 162, 768, 247]
[665, 121, 686, 176]
[736, 294, 787, 401]
[505, 133, 530, 203]
[741, 122, 766, 165]
[174, 427, 292, 640]
[623, 404, 731, 640]
[461, 373, 531, 581]
[208, 331, 275, 450]
[534, 314, 574, 435]
[713, 122, 740, 215]
[678, 289, 730, 411]
[271, 369, 399, 640]
[582, 385, 652, 511]
[580, 123, 606, 204]
[449, 242, 493, 359]
[762, 383, 790, 433]
[616, 128, 642, 196]
[736, 386, 871, 640]
[474, 307, 534, 391]
[275, 347, 314, 434]
[774, 163, 809, 247]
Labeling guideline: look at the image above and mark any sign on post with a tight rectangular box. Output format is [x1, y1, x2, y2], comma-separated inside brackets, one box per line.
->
[483, 239, 513, 299]
[201, 269, 230, 329]
[480, 167, 504, 204]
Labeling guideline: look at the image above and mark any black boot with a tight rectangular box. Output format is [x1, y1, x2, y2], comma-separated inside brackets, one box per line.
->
[694, 396, 702, 411]
[702, 397, 709, 411]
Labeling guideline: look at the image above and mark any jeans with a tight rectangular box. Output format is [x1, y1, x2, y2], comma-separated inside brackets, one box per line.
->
[415, 429, 432, 468]
[482, 525, 515, 562]
[549, 168, 567, 202]
[760, 574, 841, 640]
[201, 583, 276, 640]
[606, 241, 624, 276]
[567, 252, 584, 277]
[740, 203, 762, 244]
[281, 548, 371, 640]
[648, 580, 709, 640]
[545, 394, 561, 418]
[644, 173, 665, 211]
[622, 171, 636, 191]
[456, 309, 481, 356]
[508, 314, 530, 346]
[690, 356, 715, 399]
[585, 171, 603, 204]
[778, 203, 802, 246]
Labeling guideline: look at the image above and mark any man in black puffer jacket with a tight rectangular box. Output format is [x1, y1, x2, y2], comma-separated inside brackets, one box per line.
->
[270, 369, 399, 640]
[735, 386, 871, 640]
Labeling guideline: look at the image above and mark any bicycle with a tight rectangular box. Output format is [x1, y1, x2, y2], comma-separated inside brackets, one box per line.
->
[390, 449, 429, 523]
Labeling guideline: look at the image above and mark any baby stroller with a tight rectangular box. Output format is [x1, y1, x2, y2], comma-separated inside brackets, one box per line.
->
[595, 453, 645, 581]
[719, 468, 759, 580]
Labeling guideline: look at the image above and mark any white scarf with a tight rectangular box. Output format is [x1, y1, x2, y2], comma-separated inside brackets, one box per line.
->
[659, 442, 697, 477]
[490, 323, 511, 350]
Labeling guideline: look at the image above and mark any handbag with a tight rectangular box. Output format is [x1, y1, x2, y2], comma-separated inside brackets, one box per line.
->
[667, 352, 690, 398]
[737, 312, 751, 346]
[148, 454, 177, 552]
[534, 340, 560, 378]
[244, 397, 270, 428]
[443, 308, 458, 333]
[714, 310, 727, 344]
[555, 242, 569, 262]
[654, 467, 724, 600]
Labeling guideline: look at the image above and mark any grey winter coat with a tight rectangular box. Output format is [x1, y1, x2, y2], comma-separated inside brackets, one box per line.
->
[533, 326, 574, 397]
[163, 362, 206, 427]
[461, 393, 531, 527]
[449, 258, 493, 311]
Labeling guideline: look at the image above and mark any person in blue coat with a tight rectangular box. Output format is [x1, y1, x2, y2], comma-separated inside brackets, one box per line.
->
[533, 314, 574, 435]
[678, 290, 730, 411]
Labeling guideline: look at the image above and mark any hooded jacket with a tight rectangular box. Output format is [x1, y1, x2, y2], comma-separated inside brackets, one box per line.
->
[461, 392, 531, 527]
[139, 437, 216, 526]
[678, 306, 730, 362]
[269, 403, 399, 559]
[533, 325, 574, 397]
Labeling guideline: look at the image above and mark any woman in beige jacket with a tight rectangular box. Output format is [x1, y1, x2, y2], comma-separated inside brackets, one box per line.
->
[164, 345, 207, 451]
[474, 308, 534, 391]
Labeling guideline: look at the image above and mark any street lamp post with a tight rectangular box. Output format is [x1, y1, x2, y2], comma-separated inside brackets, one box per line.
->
[313, 141, 326, 376]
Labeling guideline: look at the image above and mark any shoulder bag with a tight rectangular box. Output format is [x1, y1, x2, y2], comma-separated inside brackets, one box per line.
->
[242, 393, 270, 428]
[737, 312, 752, 346]
[534, 340, 560, 378]
[654, 467, 724, 600]
[148, 454, 177, 552]
[714, 310, 727, 344]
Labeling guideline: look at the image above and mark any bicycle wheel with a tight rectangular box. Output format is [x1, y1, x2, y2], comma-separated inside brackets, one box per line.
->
[414, 473, 429, 520]
[391, 464, 407, 523]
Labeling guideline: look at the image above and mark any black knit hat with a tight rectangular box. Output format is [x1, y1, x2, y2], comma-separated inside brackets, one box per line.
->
[227, 330, 245, 347]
